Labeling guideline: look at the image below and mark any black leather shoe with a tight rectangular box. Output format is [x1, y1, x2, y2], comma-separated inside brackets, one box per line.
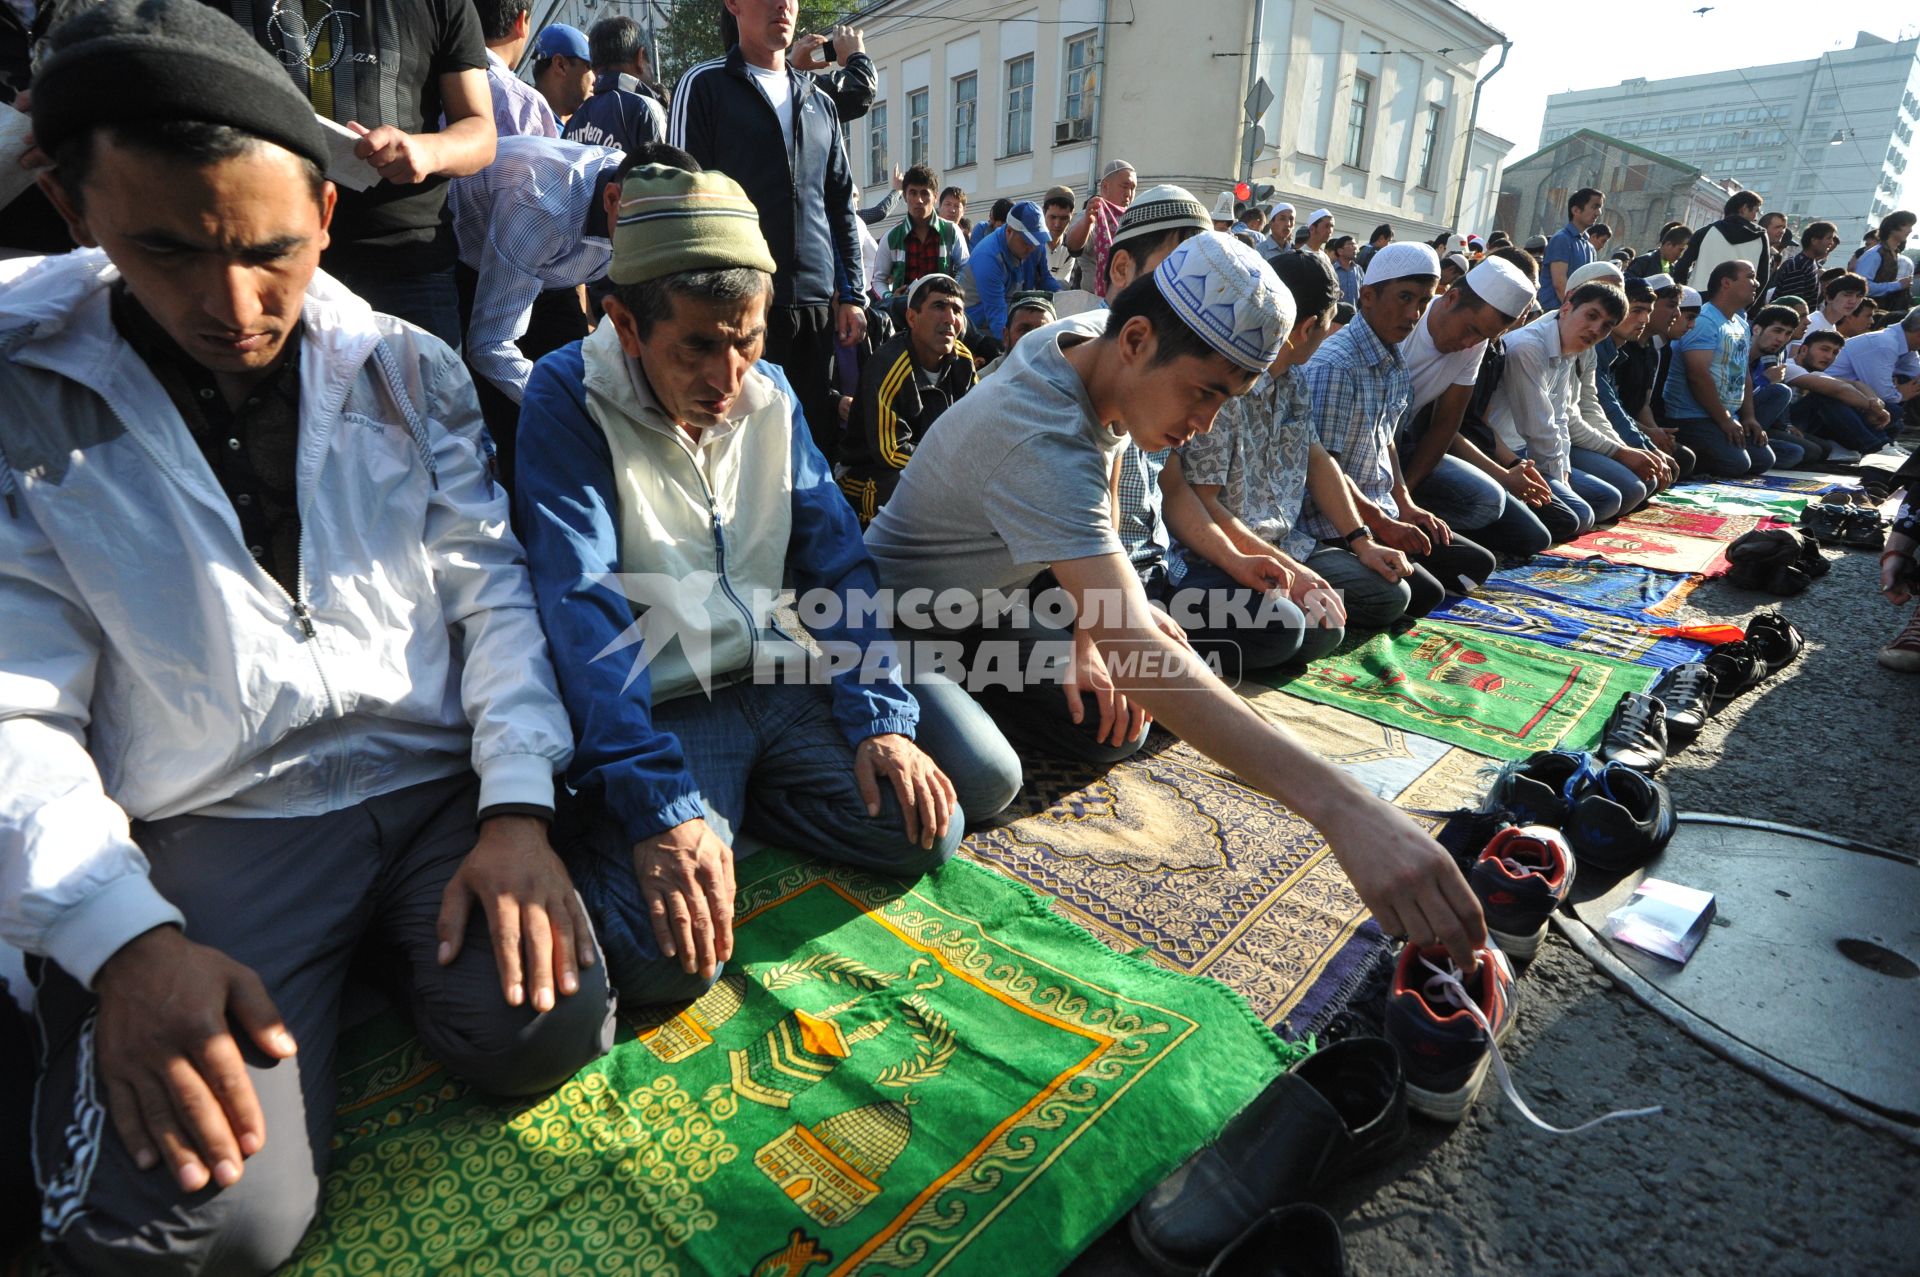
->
[1704, 640, 1763, 703]
[1648, 662, 1716, 747]
[1798, 503, 1849, 545]
[1129, 1039, 1404, 1275]
[1482, 749, 1587, 827]
[1745, 611, 1804, 673]
[1565, 762, 1677, 875]
[1599, 691, 1668, 772]
[1202, 1204, 1349, 1277]
[1840, 508, 1886, 550]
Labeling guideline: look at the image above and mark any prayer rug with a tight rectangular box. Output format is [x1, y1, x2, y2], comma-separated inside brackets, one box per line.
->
[1490, 560, 1702, 620]
[1604, 506, 1764, 542]
[278, 851, 1295, 1277]
[1429, 585, 1711, 668]
[1714, 472, 1852, 494]
[962, 726, 1460, 1035]
[1275, 620, 1657, 761]
[1649, 484, 1813, 519]
[1541, 526, 1732, 576]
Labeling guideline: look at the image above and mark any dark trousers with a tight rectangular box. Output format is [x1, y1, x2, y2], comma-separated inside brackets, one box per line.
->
[31, 774, 615, 1277]
[765, 304, 839, 454]
[326, 259, 463, 352]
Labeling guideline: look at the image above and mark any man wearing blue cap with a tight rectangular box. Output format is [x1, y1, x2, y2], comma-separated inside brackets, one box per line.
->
[532, 23, 595, 124]
[959, 199, 1063, 353]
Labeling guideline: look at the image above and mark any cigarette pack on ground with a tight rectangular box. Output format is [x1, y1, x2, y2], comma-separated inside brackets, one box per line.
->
[1603, 877, 1716, 965]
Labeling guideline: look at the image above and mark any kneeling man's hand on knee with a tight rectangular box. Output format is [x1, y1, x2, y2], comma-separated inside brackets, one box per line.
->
[635, 819, 737, 981]
[438, 816, 596, 1014]
[855, 734, 958, 852]
[94, 925, 297, 1194]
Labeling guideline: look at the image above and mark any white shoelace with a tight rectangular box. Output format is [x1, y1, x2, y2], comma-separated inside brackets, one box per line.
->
[1419, 955, 1665, 1135]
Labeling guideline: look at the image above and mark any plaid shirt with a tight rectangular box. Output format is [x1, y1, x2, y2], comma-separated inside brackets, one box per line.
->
[1115, 444, 1170, 567]
[1299, 317, 1410, 538]
[448, 136, 621, 401]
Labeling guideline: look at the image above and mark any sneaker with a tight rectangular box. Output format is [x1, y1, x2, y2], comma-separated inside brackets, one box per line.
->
[1880, 607, 1920, 673]
[1840, 508, 1887, 551]
[1202, 1204, 1349, 1277]
[1745, 611, 1804, 674]
[1384, 942, 1517, 1123]
[1648, 662, 1716, 747]
[1469, 825, 1576, 960]
[1826, 445, 1864, 464]
[1798, 503, 1849, 545]
[1703, 639, 1763, 703]
[1565, 761, 1676, 875]
[1481, 749, 1587, 827]
[1598, 691, 1668, 772]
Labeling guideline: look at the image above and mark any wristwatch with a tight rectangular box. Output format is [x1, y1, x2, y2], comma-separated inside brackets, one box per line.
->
[1343, 526, 1371, 546]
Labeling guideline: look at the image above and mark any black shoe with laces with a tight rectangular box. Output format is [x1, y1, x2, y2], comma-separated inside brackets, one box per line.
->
[1599, 691, 1668, 772]
[1565, 761, 1677, 875]
[1745, 611, 1804, 673]
[1798, 503, 1848, 545]
[1482, 749, 1587, 827]
[1704, 640, 1763, 703]
[1840, 508, 1886, 550]
[1649, 662, 1716, 746]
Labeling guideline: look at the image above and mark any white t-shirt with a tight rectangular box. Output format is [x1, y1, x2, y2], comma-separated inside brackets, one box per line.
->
[1402, 305, 1487, 415]
[1785, 312, 1837, 380]
[746, 63, 795, 148]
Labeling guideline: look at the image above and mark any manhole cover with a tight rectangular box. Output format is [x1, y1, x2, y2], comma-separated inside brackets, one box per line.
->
[1558, 814, 1920, 1140]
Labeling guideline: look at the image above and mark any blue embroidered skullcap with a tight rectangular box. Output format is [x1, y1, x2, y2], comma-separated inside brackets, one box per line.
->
[1151, 232, 1294, 373]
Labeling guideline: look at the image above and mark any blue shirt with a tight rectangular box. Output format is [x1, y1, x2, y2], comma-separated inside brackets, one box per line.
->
[960, 226, 1063, 336]
[1334, 261, 1361, 305]
[1827, 323, 1920, 406]
[1664, 302, 1749, 420]
[1300, 317, 1411, 537]
[1538, 221, 1595, 311]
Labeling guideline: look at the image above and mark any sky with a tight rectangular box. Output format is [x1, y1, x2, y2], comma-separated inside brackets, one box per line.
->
[1454, 0, 1920, 154]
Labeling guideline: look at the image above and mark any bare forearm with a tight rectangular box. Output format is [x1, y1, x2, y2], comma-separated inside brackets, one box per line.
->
[429, 114, 496, 177]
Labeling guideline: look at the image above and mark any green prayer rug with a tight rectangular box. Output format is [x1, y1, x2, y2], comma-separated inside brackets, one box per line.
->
[1275, 620, 1656, 761]
[1649, 484, 1812, 519]
[280, 850, 1295, 1277]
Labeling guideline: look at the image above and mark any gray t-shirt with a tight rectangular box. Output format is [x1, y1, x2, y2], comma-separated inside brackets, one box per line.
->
[864, 312, 1126, 602]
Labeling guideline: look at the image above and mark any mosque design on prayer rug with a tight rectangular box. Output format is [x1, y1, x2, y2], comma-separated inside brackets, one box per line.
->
[1541, 524, 1734, 576]
[271, 851, 1293, 1277]
[962, 698, 1494, 1033]
[1275, 620, 1657, 761]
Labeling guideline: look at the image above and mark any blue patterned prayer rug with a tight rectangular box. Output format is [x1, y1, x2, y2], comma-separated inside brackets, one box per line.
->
[1490, 560, 1703, 621]
[1432, 585, 1711, 667]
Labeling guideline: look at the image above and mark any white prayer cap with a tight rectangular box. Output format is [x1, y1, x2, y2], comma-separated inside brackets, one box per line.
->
[1567, 260, 1626, 291]
[1307, 207, 1333, 226]
[1362, 241, 1441, 286]
[1463, 257, 1534, 319]
[1210, 190, 1237, 221]
[1442, 252, 1470, 274]
[1153, 232, 1294, 373]
[1269, 202, 1295, 216]
[1643, 272, 1678, 293]
[1445, 233, 1468, 254]
[1680, 286, 1703, 309]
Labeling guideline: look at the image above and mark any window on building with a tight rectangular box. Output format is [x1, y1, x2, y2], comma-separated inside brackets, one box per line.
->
[1819, 93, 1839, 110]
[951, 72, 977, 167]
[1705, 110, 1722, 124]
[1417, 102, 1443, 187]
[1345, 73, 1373, 168]
[1063, 31, 1097, 122]
[908, 87, 929, 166]
[868, 101, 888, 186]
[1005, 53, 1034, 155]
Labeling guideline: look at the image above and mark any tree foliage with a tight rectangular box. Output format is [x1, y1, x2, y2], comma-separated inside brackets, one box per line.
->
[657, 0, 847, 91]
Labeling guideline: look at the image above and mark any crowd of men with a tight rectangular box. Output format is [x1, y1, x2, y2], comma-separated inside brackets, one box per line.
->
[2, 0, 1918, 1271]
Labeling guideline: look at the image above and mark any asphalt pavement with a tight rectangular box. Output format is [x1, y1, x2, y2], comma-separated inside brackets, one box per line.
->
[1075, 473, 1920, 1277]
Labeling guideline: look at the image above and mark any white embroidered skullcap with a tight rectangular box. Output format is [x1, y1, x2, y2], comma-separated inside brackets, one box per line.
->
[1463, 257, 1535, 319]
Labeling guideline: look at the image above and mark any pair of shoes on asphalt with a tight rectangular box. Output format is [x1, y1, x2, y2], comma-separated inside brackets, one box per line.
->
[1130, 1038, 1404, 1274]
[1880, 606, 1920, 673]
[1602, 613, 1804, 768]
[1799, 503, 1886, 550]
[1484, 750, 1678, 878]
[1700, 611, 1805, 707]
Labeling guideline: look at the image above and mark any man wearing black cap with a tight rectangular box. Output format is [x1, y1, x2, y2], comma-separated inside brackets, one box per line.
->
[7, 4, 613, 1270]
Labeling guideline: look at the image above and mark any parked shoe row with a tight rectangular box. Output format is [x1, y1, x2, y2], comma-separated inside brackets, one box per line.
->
[1130, 1036, 1406, 1274]
[1598, 611, 1803, 773]
[1799, 502, 1886, 550]
[1482, 749, 1677, 877]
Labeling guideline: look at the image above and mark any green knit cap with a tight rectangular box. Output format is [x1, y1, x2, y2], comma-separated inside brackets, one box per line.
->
[610, 165, 778, 286]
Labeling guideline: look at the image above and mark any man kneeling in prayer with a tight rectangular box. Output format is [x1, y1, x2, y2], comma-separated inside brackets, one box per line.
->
[862, 232, 1487, 966]
[515, 162, 1020, 1008]
[2, 4, 614, 1273]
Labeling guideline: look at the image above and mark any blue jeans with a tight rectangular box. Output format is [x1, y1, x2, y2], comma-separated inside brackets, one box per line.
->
[1565, 465, 1624, 524]
[327, 261, 464, 352]
[1411, 455, 1553, 557]
[1547, 477, 1597, 536]
[563, 675, 1021, 1008]
[1673, 416, 1775, 477]
[1752, 381, 1792, 431]
[1306, 533, 1495, 624]
[1568, 447, 1648, 517]
[1791, 395, 1889, 452]
[1159, 558, 1340, 671]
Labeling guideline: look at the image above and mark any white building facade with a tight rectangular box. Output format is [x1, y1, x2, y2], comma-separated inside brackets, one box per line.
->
[1539, 32, 1920, 232]
[844, 0, 1506, 244]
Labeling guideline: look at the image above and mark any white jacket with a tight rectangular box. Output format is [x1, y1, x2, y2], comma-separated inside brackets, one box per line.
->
[0, 251, 574, 987]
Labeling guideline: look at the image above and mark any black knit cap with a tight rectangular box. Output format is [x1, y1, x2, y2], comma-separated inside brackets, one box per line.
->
[32, 0, 329, 174]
